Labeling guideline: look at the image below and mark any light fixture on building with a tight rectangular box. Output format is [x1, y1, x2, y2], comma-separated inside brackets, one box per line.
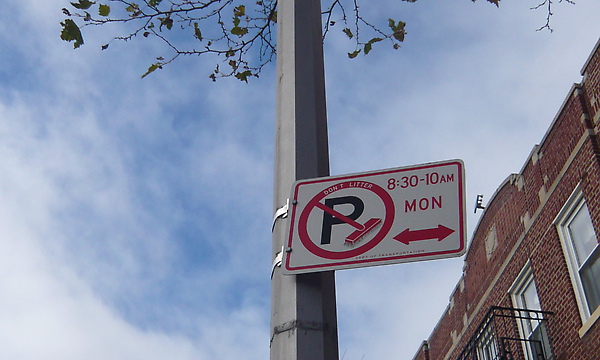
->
[474, 194, 485, 213]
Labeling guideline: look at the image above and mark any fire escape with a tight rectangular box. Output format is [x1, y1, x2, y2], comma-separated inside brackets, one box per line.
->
[457, 306, 553, 360]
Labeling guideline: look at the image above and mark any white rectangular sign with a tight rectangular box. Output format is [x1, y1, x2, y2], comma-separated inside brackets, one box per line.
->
[282, 159, 466, 274]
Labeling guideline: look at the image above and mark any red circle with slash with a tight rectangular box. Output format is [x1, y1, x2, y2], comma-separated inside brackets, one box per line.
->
[298, 181, 395, 259]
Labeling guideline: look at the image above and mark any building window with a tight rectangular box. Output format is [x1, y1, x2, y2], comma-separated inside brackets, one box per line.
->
[510, 265, 552, 360]
[457, 306, 552, 360]
[475, 326, 498, 360]
[555, 188, 600, 321]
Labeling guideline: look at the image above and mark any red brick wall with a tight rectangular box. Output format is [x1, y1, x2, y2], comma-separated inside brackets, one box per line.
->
[582, 41, 600, 123]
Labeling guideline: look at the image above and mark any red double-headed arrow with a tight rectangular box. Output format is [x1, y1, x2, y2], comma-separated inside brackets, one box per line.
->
[393, 225, 454, 245]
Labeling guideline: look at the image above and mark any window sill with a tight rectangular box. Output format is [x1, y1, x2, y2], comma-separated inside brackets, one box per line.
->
[578, 306, 600, 338]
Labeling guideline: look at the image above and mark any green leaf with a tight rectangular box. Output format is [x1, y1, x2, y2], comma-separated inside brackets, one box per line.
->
[347, 49, 361, 59]
[149, 0, 163, 6]
[389, 19, 406, 32]
[60, 19, 84, 48]
[125, 3, 141, 16]
[235, 70, 253, 83]
[342, 28, 353, 39]
[141, 63, 162, 78]
[158, 16, 173, 30]
[231, 26, 248, 37]
[98, 4, 110, 16]
[193, 22, 203, 41]
[393, 29, 406, 42]
[365, 37, 383, 53]
[70, 0, 95, 10]
[234, 5, 246, 17]
[389, 19, 406, 42]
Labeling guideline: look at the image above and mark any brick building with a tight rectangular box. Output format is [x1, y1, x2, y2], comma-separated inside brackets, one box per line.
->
[411, 38, 600, 360]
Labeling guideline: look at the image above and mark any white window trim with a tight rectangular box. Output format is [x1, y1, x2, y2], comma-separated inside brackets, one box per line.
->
[554, 185, 599, 324]
[509, 263, 545, 360]
[579, 305, 600, 337]
[509, 263, 534, 316]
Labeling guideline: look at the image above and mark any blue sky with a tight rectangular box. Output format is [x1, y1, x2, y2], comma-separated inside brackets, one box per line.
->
[1, 0, 600, 359]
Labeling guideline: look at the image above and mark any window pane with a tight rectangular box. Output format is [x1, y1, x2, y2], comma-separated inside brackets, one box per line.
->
[477, 328, 498, 360]
[521, 280, 542, 332]
[511, 268, 552, 360]
[581, 248, 600, 312]
[529, 325, 551, 360]
[522, 281, 541, 311]
[568, 204, 598, 266]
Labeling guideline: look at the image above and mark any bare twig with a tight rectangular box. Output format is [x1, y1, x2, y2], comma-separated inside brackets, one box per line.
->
[60, 0, 568, 80]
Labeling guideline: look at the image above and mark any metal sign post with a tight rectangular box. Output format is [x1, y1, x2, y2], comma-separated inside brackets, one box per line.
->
[270, 0, 339, 359]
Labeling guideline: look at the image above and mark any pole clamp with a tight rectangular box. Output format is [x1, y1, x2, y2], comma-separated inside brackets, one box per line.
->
[271, 246, 284, 279]
[272, 199, 289, 232]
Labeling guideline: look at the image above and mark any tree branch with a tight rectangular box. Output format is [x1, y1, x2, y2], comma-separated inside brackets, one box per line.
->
[60, 0, 571, 81]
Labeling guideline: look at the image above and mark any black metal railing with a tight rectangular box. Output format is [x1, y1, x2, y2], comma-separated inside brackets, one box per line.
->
[456, 306, 553, 360]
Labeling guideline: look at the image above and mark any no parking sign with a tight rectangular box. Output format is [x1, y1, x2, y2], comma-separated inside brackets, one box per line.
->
[282, 160, 466, 274]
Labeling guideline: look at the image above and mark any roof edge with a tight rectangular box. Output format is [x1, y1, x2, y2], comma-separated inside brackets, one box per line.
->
[581, 37, 600, 76]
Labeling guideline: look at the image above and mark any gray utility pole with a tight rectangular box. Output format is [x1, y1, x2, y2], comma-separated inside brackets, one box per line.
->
[270, 0, 339, 358]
